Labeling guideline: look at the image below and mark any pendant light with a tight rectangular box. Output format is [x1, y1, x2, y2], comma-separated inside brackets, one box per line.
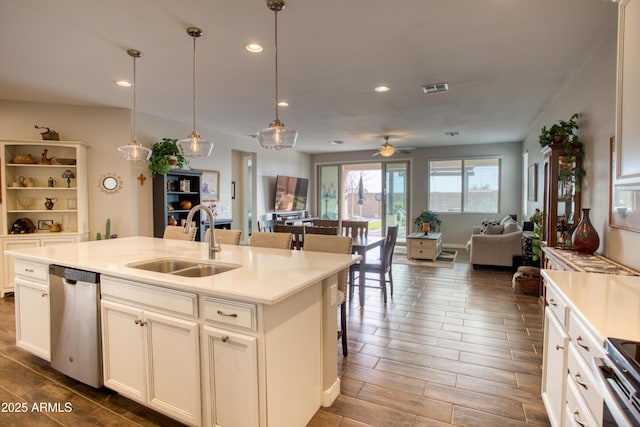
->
[177, 27, 214, 158]
[257, 0, 298, 150]
[117, 49, 152, 161]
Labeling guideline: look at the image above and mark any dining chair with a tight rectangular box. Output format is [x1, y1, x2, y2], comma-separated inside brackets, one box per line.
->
[163, 225, 197, 241]
[304, 234, 352, 357]
[204, 228, 242, 245]
[341, 220, 369, 239]
[313, 219, 339, 228]
[275, 224, 305, 250]
[250, 231, 292, 249]
[258, 219, 276, 232]
[304, 225, 338, 235]
[349, 225, 398, 303]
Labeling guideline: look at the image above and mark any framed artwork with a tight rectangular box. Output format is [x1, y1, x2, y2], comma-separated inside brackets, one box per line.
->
[38, 220, 53, 230]
[195, 169, 219, 201]
[528, 163, 538, 202]
[609, 136, 640, 232]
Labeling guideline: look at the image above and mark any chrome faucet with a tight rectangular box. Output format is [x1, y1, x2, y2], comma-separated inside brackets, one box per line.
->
[185, 204, 220, 259]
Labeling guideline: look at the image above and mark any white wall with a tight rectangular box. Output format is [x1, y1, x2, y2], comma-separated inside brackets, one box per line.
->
[521, 19, 640, 271]
[0, 100, 311, 238]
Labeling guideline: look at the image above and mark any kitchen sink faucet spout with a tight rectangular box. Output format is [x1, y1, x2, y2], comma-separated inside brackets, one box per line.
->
[185, 204, 220, 259]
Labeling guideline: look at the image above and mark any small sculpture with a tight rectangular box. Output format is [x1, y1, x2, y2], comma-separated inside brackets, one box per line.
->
[35, 125, 60, 141]
[41, 149, 54, 165]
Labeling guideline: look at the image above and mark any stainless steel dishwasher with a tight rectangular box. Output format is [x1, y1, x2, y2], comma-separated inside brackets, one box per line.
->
[49, 265, 103, 388]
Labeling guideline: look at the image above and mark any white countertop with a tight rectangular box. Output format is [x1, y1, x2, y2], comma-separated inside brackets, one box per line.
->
[6, 236, 361, 305]
[542, 269, 640, 342]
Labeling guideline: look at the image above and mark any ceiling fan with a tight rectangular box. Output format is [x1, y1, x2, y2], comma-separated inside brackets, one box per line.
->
[372, 135, 417, 157]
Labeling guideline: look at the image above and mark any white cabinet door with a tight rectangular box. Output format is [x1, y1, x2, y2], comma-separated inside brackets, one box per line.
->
[203, 325, 259, 427]
[542, 309, 569, 427]
[15, 277, 50, 361]
[101, 300, 146, 402]
[145, 310, 200, 426]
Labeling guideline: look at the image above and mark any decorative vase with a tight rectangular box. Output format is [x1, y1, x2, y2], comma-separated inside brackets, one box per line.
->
[571, 208, 599, 254]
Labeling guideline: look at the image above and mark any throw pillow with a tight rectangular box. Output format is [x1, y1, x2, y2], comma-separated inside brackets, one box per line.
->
[484, 224, 504, 235]
[503, 220, 521, 234]
[480, 219, 499, 234]
[499, 215, 513, 226]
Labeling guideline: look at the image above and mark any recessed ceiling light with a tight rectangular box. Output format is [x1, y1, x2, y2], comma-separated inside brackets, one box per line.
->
[116, 80, 131, 87]
[444, 131, 460, 137]
[277, 101, 289, 107]
[422, 82, 449, 94]
[329, 140, 344, 145]
[374, 85, 390, 93]
[245, 43, 263, 53]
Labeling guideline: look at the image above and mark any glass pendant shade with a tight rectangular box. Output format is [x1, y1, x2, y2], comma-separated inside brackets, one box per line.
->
[257, 119, 298, 150]
[118, 49, 152, 161]
[177, 131, 213, 157]
[378, 144, 395, 157]
[258, 0, 297, 150]
[178, 27, 213, 158]
[118, 141, 151, 161]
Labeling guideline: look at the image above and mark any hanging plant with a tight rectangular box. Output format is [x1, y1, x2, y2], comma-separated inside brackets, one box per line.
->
[148, 138, 186, 176]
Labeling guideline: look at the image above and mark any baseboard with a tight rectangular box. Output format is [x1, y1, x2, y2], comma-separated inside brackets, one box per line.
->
[321, 377, 340, 407]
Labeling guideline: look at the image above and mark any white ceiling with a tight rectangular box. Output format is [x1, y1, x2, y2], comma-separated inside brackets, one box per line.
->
[0, 0, 618, 154]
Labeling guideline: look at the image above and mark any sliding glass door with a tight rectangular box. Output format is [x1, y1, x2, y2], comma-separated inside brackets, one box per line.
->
[317, 161, 409, 240]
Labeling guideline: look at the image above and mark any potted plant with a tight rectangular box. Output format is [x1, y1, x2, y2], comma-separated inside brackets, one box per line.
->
[413, 209, 441, 232]
[538, 112, 586, 184]
[148, 138, 186, 176]
[529, 209, 543, 263]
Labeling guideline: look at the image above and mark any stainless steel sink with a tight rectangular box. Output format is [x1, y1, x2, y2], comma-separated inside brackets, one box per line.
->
[171, 264, 236, 277]
[126, 258, 239, 277]
[128, 259, 198, 273]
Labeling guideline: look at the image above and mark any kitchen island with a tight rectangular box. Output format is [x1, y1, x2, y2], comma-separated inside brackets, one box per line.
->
[8, 236, 360, 427]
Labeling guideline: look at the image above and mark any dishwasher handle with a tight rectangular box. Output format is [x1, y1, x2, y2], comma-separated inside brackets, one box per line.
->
[49, 265, 99, 285]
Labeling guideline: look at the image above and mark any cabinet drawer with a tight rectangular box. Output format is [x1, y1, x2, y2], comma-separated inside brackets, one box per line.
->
[408, 239, 436, 249]
[546, 283, 568, 326]
[14, 260, 48, 282]
[565, 375, 599, 427]
[568, 311, 604, 363]
[567, 344, 603, 422]
[203, 297, 256, 332]
[101, 276, 197, 318]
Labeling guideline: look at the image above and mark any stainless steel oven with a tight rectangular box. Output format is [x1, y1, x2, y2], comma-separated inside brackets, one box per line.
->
[593, 338, 640, 426]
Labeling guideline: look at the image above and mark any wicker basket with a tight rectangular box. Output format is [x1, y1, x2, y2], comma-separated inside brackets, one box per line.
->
[513, 274, 541, 296]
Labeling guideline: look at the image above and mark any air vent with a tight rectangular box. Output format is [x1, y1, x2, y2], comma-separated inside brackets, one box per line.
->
[422, 82, 449, 94]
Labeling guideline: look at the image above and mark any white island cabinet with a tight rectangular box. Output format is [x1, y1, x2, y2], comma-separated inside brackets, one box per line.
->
[100, 276, 201, 426]
[8, 236, 358, 427]
[541, 270, 640, 427]
[14, 258, 50, 361]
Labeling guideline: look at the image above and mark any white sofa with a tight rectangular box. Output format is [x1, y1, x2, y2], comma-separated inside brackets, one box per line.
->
[466, 218, 523, 269]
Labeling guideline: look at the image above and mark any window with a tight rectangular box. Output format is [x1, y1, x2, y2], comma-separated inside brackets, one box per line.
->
[429, 158, 501, 213]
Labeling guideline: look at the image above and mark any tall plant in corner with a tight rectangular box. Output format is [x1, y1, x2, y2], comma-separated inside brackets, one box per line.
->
[538, 112, 586, 187]
[148, 138, 186, 176]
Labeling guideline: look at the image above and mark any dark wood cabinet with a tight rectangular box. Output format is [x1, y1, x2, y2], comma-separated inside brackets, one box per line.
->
[153, 170, 203, 241]
[541, 143, 581, 249]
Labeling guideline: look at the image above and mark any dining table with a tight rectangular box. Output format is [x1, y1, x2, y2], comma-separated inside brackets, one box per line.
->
[351, 236, 386, 307]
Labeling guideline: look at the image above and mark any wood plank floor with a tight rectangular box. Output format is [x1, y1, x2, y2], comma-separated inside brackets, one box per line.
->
[308, 251, 550, 426]
[0, 251, 549, 426]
